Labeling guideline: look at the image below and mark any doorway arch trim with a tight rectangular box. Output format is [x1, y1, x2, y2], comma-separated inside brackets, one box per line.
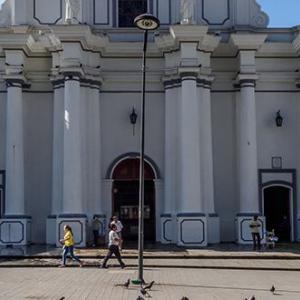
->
[106, 152, 161, 179]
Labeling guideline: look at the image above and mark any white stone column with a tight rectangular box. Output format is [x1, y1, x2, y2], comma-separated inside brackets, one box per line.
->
[238, 78, 259, 214]
[89, 86, 102, 215]
[0, 50, 31, 246]
[236, 77, 265, 244]
[177, 69, 207, 247]
[230, 34, 267, 244]
[57, 74, 86, 247]
[161, 79, 179, 244]
[5, 81, 25, 216]
[62, 76, 83, 214]
[47, 81, 64, 245]
[199, 80, 220, 243]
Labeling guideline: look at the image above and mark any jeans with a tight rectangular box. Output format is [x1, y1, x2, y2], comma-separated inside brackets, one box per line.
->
[62, 245, 81, 265]
[93, 230, 99, 246]
[102, 245, 125, 268]
[252, 233, 261, 250]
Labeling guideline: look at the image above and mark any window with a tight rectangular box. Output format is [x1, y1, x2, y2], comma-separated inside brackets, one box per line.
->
[118, 0, 147, 27]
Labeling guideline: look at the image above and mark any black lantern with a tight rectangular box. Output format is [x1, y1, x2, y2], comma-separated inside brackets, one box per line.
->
[275, 110, 283, 127]
[130, 107, 138, 135]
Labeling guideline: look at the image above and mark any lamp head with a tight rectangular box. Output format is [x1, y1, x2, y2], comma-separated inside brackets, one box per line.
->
[134, 13, 160, 31]
[130, 107, 138, 125]
[276, 110, 283, 127]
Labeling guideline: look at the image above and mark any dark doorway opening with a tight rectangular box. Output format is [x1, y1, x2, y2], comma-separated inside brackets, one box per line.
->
[264, 186, 291, 242]
[112, 158, 156, 242]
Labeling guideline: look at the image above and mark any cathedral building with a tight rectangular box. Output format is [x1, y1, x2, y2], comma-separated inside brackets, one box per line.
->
[0, 0, 299, 247]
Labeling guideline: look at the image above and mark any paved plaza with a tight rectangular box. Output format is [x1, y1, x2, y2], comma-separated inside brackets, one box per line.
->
[0, 267, 300, 299]
[1, 244, 300, 299]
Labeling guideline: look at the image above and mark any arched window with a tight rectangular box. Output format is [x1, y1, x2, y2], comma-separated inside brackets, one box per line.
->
[118, 0, 148, 27]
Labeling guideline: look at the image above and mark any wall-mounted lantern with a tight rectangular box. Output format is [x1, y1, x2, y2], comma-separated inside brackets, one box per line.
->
[130, 107, 138, 135]
[275, 110, 283, 127]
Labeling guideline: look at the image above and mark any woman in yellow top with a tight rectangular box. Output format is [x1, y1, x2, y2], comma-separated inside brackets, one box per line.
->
[59, 225, 83, 267]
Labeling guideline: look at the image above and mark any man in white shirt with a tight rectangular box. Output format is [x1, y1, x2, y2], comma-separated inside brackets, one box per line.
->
[249, 215, 261, 250]
[111, 216, 124, 250]
[100, 224, 125, 269]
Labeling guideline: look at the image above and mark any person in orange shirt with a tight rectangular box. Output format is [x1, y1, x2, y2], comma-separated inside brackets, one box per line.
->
[59, 225, 83, 267]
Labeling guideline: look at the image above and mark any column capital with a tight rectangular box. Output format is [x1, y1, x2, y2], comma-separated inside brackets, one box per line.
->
[4, 50, 29, 88]
[235, 73, 258, 86]
[178, 66, 200, 79]
[230, 34, 267, 51]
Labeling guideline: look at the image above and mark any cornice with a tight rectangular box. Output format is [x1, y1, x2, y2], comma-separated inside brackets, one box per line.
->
[292, 33, 300, 53]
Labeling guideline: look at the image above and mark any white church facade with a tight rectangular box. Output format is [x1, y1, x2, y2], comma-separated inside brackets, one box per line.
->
[0, 0, 299, 247]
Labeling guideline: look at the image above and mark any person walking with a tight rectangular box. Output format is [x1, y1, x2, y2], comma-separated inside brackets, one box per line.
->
[59, 225, 83, 267]
[249, 215, 261, 251]
[100, 223, 125, 269]
[111, 215, 124, 250]
[92, 216, 101, 247]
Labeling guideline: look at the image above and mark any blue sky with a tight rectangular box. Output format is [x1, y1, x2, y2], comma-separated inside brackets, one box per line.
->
[257, 0, 300, 27]
[0, 0, 299, 28]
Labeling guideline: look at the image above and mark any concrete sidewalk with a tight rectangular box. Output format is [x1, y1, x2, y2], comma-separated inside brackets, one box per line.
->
[1, 243, 300, 259]
[1, 243, 300, 271]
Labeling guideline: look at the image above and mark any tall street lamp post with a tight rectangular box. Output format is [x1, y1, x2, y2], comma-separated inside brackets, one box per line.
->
[134, 13, 160, 284]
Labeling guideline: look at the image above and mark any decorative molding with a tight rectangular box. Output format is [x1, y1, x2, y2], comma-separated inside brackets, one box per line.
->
[250, 0, 269, 28]
[93, 0, 110, 25]
[202, 0, 230, 26]
[58, 220, 84, 245]
[33, 0, 63, 25]
[162, 219, 172, 242]
[106, 152, 161, 179]
[0, 221, 25, 244]
[179, 219, 205, 244]
[156, 0, 171, 25]
[240, 218, 263, 242]
[177, 213, 206, 217]
[58, 214, 87, 218]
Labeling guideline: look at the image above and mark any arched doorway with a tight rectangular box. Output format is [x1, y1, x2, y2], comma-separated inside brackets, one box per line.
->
[263, 185, 292, 242]
[112, 158, 156, 242]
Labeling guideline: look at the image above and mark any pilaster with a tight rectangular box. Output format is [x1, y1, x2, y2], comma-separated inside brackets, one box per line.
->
[0, 50, 31, 246]
[157, 25, 221, 247]
[231, 34, 267, 244]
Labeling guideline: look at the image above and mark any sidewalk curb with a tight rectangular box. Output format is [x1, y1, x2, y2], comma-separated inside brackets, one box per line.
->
[0, 264, 300, 272]
[0, 254, 300, 261]
[1, 255, 300, 260]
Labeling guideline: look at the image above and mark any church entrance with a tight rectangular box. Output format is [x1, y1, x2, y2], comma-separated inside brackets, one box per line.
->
[112, 158, 156, 242]
[263, 186, 292, 242]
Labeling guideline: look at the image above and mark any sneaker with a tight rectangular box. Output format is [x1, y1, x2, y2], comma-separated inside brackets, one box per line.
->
[100, 265, 108, 269]
[59, 264, 66, 268]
